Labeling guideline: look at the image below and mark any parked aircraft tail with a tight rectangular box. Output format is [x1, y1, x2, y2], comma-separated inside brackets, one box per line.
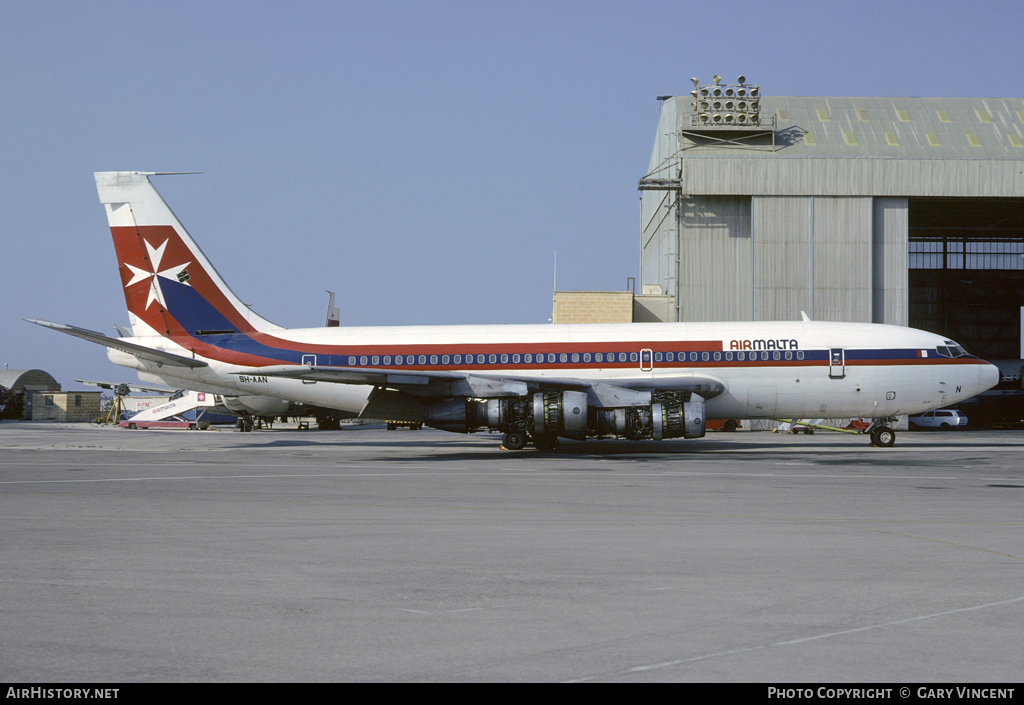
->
[95, 171, 282, 339]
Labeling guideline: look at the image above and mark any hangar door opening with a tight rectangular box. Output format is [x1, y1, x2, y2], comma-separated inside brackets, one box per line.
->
[908, 198, 1024, 360]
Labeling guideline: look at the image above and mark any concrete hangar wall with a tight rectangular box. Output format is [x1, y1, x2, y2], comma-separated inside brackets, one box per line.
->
[638, 90, 1024, 361]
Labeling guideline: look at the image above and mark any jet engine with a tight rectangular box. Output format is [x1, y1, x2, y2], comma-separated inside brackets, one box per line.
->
[592, 392, 705, 440]
[423, 391, 588, 438]
[423, 390, 705, 441]
[219, 394, 292, 417]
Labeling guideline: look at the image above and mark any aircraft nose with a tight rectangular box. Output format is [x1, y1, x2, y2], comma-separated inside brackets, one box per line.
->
[980, 362, 1000, 392]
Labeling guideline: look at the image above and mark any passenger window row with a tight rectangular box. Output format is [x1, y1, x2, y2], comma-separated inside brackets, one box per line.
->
[342, 350, 806, 366]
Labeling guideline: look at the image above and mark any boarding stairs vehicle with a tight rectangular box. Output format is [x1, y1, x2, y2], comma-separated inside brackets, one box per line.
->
[120, 390, 217, 429]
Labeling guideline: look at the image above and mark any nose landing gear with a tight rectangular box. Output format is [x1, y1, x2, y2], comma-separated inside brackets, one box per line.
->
[865, 418, 898, 447]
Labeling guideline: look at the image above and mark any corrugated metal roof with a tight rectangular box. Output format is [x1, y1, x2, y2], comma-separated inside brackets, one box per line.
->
[0, 369, 61, 392]
[642, 96, 1024, 196]
[669, 95, 1024, 159]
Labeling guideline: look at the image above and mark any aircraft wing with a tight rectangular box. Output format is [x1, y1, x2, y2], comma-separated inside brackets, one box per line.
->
[232, 365, 531, 398]
[230, 365, 725, 407]
[25, 318, 209, 368]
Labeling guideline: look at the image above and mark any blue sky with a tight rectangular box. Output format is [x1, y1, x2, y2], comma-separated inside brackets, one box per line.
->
[2, 0, 1021, 389]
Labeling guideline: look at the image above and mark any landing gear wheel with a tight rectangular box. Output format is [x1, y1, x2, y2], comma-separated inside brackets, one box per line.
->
[502, 431, 527, 450]
[870, 426, 896, 447]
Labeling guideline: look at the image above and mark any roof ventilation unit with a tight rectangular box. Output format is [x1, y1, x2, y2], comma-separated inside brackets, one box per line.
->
[689, 74, 761, 128]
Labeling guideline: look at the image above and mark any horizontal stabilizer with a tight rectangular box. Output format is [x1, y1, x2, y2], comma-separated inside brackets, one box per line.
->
[25, 318, 208, 368]
[76, 379, 180, 395]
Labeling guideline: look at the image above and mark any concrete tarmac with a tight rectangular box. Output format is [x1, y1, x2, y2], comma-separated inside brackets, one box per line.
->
[2, 421, 1023, 683]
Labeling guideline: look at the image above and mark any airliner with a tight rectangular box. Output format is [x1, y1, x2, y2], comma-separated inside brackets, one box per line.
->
[27, 172, 999, 449]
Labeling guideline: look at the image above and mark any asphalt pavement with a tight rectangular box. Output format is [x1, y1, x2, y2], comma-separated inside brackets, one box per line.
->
[2, 422, 1022, 682]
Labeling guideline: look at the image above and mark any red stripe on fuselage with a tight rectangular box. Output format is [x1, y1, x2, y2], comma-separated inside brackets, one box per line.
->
[166, 331, 989, 373]
[111, 225, 262, 337]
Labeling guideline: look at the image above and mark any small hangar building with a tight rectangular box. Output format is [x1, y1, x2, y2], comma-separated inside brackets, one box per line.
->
[636, 84, 1024, 366]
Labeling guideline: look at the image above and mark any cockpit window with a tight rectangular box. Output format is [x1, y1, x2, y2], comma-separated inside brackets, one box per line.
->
[936, 343, 970, 358]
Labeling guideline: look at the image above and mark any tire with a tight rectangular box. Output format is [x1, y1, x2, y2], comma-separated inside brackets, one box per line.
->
[128, 423, 136, 430]
[723, 420, 738, 433]
[870, 427, 896, 447]
[502, 431, 527, 450]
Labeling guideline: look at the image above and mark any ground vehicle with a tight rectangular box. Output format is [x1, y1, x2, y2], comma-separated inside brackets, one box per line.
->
[706, 419, 741, 432]
[908, 409, 968, 429]
[387, 420, 423, 430]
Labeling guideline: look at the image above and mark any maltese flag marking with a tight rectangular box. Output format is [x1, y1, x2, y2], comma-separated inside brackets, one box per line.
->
[123, 238, 192, 311]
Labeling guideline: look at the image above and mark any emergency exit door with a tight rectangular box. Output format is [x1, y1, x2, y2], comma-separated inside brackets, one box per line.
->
[640, 348, 653, 371]
[829, 348, 845, 379]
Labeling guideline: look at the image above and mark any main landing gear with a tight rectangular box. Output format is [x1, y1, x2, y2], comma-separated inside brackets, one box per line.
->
[501, 431, 527, 450]
[501, 431, 558, 452]
[236, 413, 254, 432]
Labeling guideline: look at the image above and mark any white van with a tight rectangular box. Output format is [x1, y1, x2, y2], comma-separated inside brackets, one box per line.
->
[908, 409, 968, 430]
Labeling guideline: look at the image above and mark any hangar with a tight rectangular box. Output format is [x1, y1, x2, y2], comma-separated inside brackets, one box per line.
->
[0, 368, 61, 395]
[636, 82, 1024, 370]
[553, 82, 1023, 422]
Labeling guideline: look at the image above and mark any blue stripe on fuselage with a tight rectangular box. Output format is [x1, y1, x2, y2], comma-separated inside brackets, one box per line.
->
[157, 284, 960, 369]
[162, 279, 304, 364]
[162, 278, 238, 335]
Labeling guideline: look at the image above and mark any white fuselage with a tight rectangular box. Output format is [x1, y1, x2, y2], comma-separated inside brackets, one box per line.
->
[109, 319, 999, 421]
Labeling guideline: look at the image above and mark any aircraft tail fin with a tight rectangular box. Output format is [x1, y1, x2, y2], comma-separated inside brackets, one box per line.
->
[325, 290, 340, 327]
[95, 172, 282, 339]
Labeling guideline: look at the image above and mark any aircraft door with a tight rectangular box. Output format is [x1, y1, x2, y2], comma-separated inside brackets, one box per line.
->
[829, 348, 845, 379]
[640, 348, 653, 372]
[302, 354, 317, 384]
[748, 386, 778, 416]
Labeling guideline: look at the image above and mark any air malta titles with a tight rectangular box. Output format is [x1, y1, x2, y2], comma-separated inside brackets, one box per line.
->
[729, 338, 800, 351]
